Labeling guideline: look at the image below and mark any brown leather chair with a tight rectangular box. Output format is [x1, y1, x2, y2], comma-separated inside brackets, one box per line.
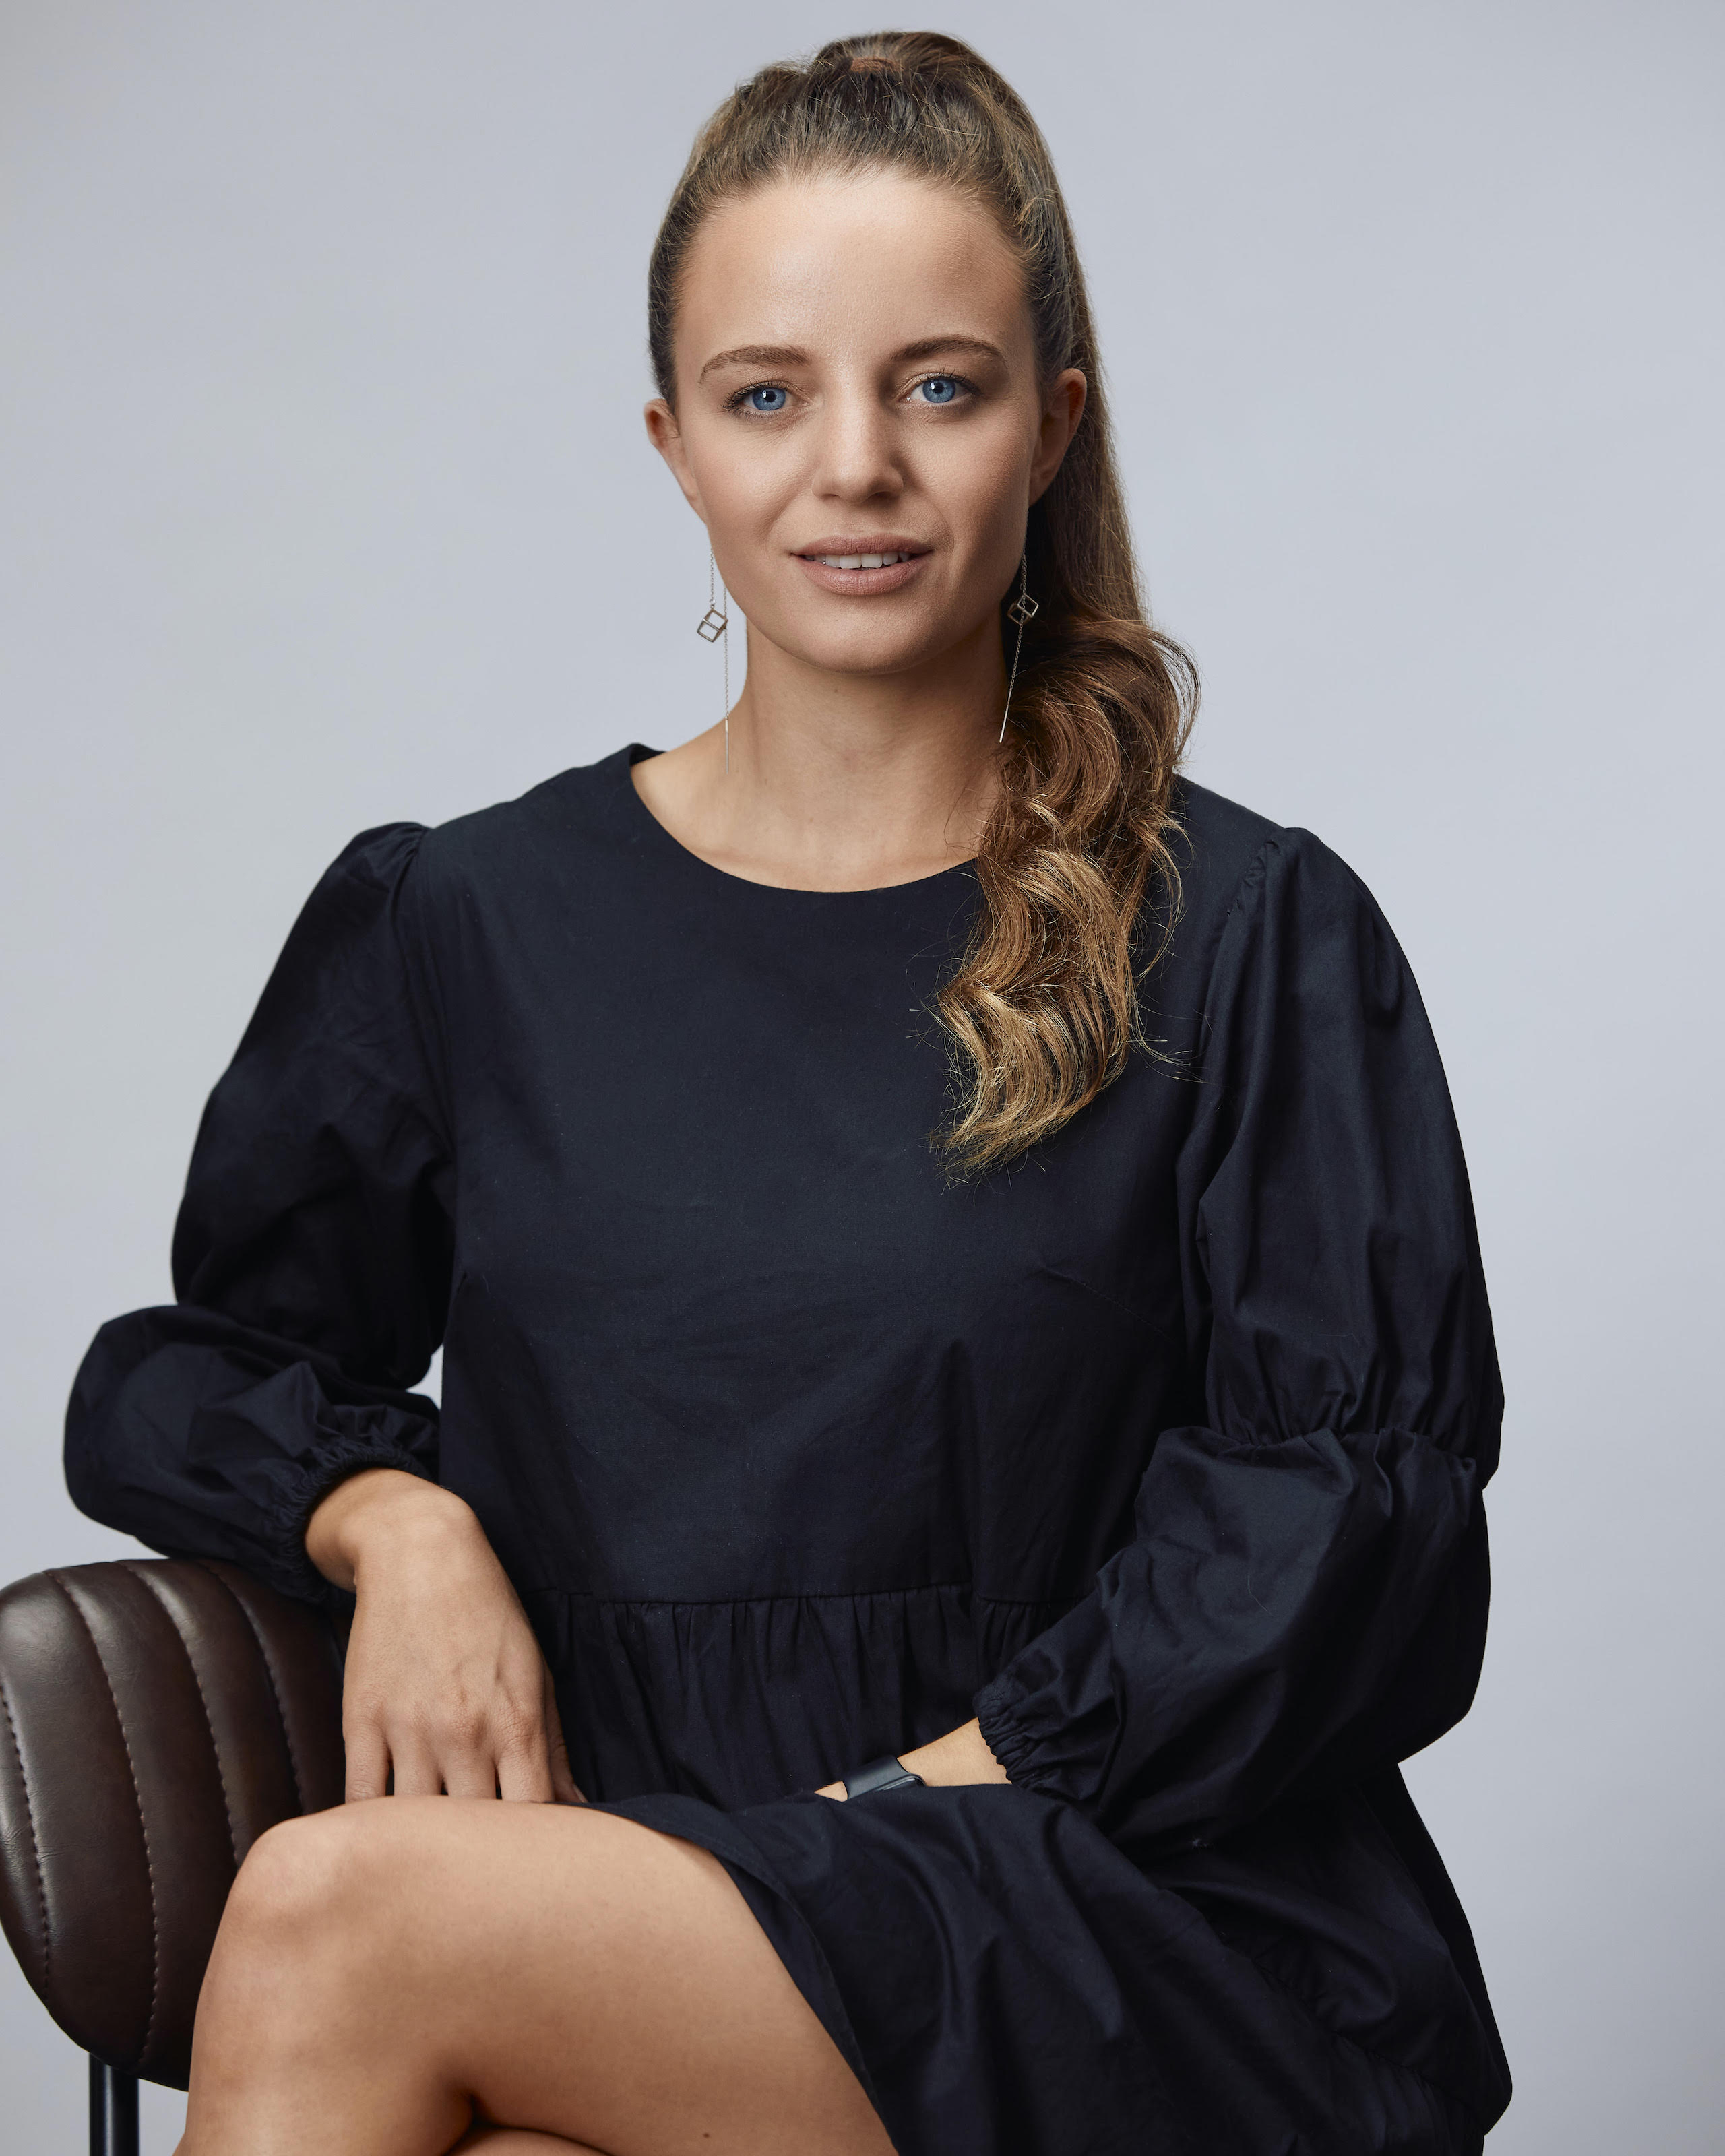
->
[0, 1559, 344, 2155]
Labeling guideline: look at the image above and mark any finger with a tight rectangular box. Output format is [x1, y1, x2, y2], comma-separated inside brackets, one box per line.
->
[344, 1717, 391, 1804]
[496, 1720, 554, 1806]
[544, 1678, 586, 1806]
[387, 1729, 445, 1798]
[441, 1743, 504, 1800]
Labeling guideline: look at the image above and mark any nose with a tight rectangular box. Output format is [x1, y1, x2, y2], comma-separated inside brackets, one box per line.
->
[809, 383, 904, 507]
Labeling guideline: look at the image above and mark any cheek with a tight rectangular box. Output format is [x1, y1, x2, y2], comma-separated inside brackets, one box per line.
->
[675, 408, 796, 536]
[922, 424, 1034, 567]
[686, 440, 804, 625]
[691, 447, 786, 537]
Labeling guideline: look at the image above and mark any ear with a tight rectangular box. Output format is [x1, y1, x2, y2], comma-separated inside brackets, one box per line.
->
[1028, 369, 1088, 507]
[645, 397, 706, 520]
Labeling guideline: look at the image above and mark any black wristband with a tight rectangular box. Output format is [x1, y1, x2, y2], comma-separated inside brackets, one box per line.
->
[842, 1754, 927, 1798]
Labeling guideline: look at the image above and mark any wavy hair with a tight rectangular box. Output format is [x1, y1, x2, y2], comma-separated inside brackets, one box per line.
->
[648, 30, 1197, 1173]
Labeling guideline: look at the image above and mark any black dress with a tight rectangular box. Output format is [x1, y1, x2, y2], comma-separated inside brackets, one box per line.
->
[67, 747, 1511, 2155]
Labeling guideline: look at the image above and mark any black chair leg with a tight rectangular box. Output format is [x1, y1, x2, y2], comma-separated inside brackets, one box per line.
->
[88, 2055, 139, 2156]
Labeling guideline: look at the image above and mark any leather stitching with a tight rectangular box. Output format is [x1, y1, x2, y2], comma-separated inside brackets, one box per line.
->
[193, 1562, 307, 1817]
[52, 1574, 161, 2065]
[127, 1564, 243, 1872]
[0, 1674, 50, 1987]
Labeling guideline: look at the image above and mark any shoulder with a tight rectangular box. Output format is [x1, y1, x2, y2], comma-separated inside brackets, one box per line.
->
[412, 744, 642, 899]
[1169, 778, 1385, 933]
[340, 746, 652, 962]
[1166, 778, 1282, 925]
[278, 747, 643, 988]
[1158, 779, 1403, 1014]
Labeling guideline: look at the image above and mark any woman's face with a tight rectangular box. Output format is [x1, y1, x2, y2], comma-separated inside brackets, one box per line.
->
[647, 169, 1086, 687]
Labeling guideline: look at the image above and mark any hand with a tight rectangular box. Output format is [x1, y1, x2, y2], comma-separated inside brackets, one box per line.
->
[305, 1467, 584, 1805]
[816, 1718, 1010, 1800]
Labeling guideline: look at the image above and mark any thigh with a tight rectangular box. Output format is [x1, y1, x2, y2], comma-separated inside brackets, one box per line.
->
[453, 2134, 597, 2154]
[452, 2131, 598, 2154]
[337, 1797, 891, 2156]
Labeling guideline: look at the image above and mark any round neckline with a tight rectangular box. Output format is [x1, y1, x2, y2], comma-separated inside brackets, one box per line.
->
[620, 744, 979, 900]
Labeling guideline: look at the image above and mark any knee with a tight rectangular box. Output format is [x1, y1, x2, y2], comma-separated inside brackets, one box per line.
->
[227, 1806, 350, 1941]
[193, 1804, 440, 2091]
[219, 1799, 430, 1981]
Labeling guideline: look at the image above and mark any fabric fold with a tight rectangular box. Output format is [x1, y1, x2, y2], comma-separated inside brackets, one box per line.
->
[975, 823, 1501, 1867]
[975, 1421, 1481, 1851]
[65, 822, 451, 1601]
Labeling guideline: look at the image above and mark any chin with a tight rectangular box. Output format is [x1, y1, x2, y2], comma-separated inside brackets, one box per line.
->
[814, 646, 949, 685]
[774, 619, 950, 680]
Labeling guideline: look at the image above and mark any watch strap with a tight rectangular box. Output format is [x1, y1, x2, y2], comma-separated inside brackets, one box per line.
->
[842, 1754, 927, 1798]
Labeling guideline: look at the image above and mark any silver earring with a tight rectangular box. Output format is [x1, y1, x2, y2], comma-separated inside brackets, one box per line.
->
[696, 552, 732, 773]
[999, 554, 1038, 744]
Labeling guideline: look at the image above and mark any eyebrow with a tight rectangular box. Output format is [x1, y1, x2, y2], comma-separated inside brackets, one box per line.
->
[698, 344, 807, 382]
[896, 336, 1006, 366]
[697, 334, 1007, 384]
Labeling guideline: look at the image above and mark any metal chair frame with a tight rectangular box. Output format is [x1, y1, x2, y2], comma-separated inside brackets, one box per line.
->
[89, 2058, 139, 2156]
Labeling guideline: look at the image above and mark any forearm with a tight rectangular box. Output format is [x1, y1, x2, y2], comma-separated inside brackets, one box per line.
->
[306, 1466, 581, 1804]
[817, 1717, 1009, 1799]
[305, 1465, 479, 1592]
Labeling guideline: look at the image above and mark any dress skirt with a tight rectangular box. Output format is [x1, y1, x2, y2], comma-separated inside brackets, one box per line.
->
[604, 1780, 1499, 2156]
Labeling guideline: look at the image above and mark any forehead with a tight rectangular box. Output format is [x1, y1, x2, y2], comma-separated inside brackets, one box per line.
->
[676, 169, 1028, 363]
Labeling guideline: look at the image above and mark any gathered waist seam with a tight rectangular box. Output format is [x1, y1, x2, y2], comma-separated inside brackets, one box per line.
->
[516, 1582, 1079, 1611]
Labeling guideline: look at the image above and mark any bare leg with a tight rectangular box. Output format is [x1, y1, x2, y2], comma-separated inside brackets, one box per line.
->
[453, 2132, 598, 2154]
[177, 1797, 893, 2156]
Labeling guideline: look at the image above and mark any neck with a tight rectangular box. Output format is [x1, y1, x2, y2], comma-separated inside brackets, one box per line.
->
[636, 614, 1007, 891]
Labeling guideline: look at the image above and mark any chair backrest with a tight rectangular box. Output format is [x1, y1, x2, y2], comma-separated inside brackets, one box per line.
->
[0, 1558, 344, 2089]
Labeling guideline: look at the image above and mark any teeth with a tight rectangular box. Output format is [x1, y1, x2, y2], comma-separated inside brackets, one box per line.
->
[817, 551, 910, 569]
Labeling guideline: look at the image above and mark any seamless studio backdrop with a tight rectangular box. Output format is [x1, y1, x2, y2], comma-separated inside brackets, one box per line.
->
[2, 3, 1721, 2151]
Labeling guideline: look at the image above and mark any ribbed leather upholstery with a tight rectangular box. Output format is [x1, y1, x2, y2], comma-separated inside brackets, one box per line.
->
[0, 1559, 344, 2089]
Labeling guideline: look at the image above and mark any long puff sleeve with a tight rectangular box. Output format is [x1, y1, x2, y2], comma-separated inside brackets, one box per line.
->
[65, 825, 453, 1606]
[974, 831, 1499, 1854]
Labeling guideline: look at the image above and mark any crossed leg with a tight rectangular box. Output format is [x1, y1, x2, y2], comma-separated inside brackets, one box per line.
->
[177, 1796, 894, 2156]
[453, 2133, 598, 2154]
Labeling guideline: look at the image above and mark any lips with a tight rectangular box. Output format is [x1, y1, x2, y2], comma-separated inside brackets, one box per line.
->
[795, 536, 930, 565]
[793, 537, 932, 596]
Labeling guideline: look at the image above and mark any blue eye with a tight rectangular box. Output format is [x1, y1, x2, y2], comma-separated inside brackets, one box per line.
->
[746, 385, 788, 413]
[918, 377, 960, 404]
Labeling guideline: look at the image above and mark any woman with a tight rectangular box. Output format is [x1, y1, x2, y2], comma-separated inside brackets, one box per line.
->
[67, 32, 1511, 2156]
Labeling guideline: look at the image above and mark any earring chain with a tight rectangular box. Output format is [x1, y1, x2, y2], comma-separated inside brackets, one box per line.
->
[999, 554, 1038, 744]
[696, 552, 732, 773]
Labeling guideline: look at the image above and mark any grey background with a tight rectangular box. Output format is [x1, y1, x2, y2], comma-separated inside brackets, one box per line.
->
[2, 2, 1720, 2148]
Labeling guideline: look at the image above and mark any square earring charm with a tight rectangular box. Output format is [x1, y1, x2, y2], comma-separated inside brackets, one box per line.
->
[697, 606, 728, 641]
[1007, 591, 1040, 628]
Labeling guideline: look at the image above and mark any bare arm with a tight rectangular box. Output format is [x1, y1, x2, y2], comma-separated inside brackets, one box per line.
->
[815, 1719, 1011, 1800]
[307, 1467, 582, 1805]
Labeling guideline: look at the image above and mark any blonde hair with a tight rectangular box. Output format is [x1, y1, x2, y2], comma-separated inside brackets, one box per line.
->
[649, 31, 1196, 1174]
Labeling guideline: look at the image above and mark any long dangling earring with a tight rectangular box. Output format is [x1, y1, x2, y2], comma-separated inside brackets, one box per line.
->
[695, 552, 731, 773]
[999, 554, 1038, 744]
